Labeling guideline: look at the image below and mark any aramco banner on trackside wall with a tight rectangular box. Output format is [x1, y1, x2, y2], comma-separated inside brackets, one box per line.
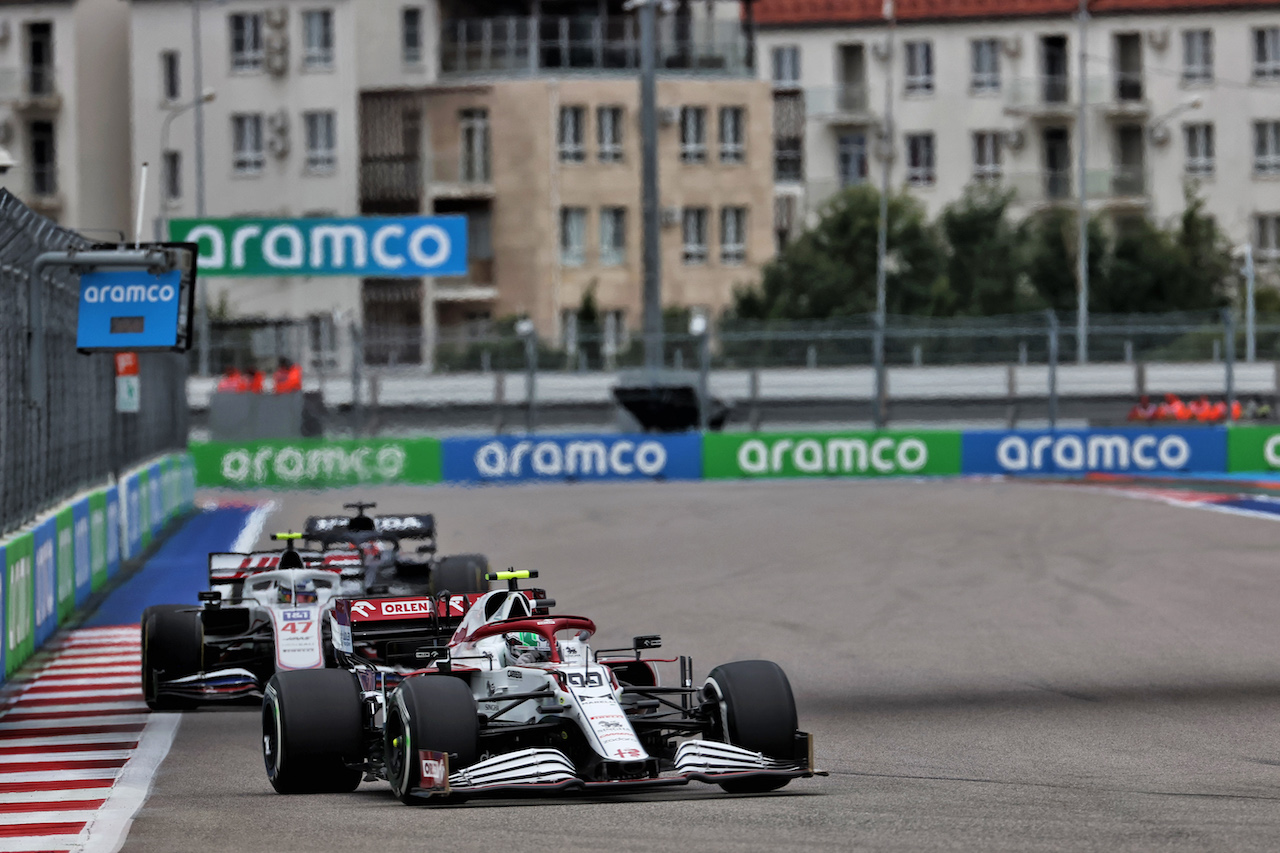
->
[1226, 426, 1280, 473]
[703, 431, 962, 479]
[191, 438, 443, 488]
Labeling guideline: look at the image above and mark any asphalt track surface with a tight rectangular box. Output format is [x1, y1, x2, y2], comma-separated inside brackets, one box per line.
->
[116, 480, 1280, 852]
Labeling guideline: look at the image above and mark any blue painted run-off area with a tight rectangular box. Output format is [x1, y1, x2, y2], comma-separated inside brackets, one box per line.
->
[82, 505, 254, 627]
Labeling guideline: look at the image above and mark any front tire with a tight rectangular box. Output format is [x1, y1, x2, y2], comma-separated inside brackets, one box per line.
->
[385, 676, 478, 805]
[141, 608, 203, 711]
[262, 670, 363, 794]
[704, 660, 798, 794]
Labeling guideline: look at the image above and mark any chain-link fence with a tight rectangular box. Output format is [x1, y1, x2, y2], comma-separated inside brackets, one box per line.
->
[0, 190, 188, 535]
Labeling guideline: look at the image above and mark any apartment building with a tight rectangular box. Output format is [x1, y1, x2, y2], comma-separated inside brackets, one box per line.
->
[756, 0, 1280, 264]
[0, 0, 131, 233]
[359, 0, 775, 351]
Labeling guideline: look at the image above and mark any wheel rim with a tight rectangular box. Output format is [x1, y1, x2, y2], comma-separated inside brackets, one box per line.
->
[262, 696, 283, 779]
[704, 677, 731, 743]
[386, 707, 412, 796]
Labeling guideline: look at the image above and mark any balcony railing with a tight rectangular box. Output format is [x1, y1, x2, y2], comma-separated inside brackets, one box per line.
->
[1005, 75, 1111, 114]
[359, 155, 493, 205]
[440, 16, 751, 77]
[30, 164, 58, 197]
[805, 85, 873, 119]
[0, 65, 61, 109]
[1007, 167, 1147, 206]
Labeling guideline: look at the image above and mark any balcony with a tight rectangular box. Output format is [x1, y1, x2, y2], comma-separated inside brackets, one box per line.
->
[1098, 72, 1150, 119]
[359, 155, 494, 207]
[439, 16, 751, 78]
[1007, 166, 1148, 208]
[26, 165, 62, 216]
[0, 66, 61, 113]
[1004, 75, 1107, 120]
[806, 85, 876, 125]
[435, 257, 497, 302]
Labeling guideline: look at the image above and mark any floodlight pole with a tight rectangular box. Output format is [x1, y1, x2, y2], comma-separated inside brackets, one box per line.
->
[635, 0, 664, 376]
[1075, 0, 1089, 363]
[873, 0, 895, 429]
[192, 0, 211, 376]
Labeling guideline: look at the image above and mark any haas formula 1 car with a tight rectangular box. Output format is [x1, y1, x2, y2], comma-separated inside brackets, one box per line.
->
[301, 502, 488, 599]
[140, 528, 487, 711]
[261, 571, 824, 800]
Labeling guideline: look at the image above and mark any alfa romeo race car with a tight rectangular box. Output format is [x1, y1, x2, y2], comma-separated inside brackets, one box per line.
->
[301, 502, 488, 597]
[140, 530, 489, 710]
[261, 571, 824, 800]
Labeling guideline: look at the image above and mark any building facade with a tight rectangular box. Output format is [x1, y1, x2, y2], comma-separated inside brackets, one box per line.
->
[129, 0, 775, 368]
[0, 0, 131, 234]
[756, 0, 1280, 265]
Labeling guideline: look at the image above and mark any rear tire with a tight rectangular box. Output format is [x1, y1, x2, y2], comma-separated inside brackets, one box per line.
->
[385, 676, 478, 805]
[704, 660, 798, 794]
[430, 554, 489, 596]
[262, 670, 363, 794]
[141, 608, 203, 711]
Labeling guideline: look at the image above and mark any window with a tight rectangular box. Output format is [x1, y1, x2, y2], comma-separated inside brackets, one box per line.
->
[682, 208, 708, 264]
[1255, 121, 1280, 175]
[560, 207, 586, 267]
[971, 39, 1000, 92]
[229, 13, 264, 72]
[600, 207, 626, 266]
[1255, 28, 1280, 80]
[302, 10, 334, 69]
[1258, 214, 1280, 260]
[719, 106, 745, 163]
[771, 45, 800, 86]
[232, 113, 264, 174]
[906, 133, 935, 186]
[1182, 29, 1213, 84]
[680, 107, 707, 163]
[1184, 123, 1214, 176]
[558, 106, 586, 163]
[774, 91, 804, 182]
[837, 132, 867, 186]
[905, 41, 934, 94]
[29, 120, 55, 195]
[972, 132, 1002, 182]
[161, 51, 180, 101]
[460, 108, 490, 182]
[598, 106, 623, 163]
[163, 150, 181, 200]
[402, 7, 423, 65]
[720, 207, 746, 265]
[304, 111, 336, 172]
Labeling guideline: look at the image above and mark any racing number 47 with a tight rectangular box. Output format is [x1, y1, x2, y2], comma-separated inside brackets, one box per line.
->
[280, 621, 312, 634]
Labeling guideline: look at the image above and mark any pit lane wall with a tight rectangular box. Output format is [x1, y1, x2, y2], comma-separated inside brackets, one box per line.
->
[189, 427, 1280, 490]
[0, 452, 196, 677]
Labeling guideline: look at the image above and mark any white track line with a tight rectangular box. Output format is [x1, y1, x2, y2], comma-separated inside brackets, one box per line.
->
[232, 500, 277, 553]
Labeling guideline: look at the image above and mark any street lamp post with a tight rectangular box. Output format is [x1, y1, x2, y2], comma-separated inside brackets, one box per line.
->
[1075, 0, 1089, 364]
[158, 89, 216, 234]
[192, 0, 211, 375]
[873, 0, 895, 429]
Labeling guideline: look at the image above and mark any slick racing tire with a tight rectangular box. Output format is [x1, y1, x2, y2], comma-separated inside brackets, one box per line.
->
[262, 670, 363, 794]
[141, 607, 203, 711]
[704, 660, 798, 794]
[385, 676, 479, 805]
[430, 554, 489, 596]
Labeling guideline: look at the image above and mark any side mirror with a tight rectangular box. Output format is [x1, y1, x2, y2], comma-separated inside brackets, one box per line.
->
[198, 590, 222, 607]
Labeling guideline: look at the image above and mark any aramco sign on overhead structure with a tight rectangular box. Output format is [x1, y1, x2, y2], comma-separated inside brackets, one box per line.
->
[168, 216, 469, 278]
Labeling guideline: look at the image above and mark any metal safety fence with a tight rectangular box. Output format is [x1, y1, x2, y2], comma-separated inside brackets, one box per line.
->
[0, 190, 188, 535]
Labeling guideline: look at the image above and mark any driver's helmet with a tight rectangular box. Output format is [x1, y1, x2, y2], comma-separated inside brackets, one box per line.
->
[278, 578, 319, 605]
[506, 631, 551, 664]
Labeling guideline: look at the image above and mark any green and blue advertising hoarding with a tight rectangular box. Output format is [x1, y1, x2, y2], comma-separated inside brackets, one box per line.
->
[106, 484, 121, 577]
[4, 532, 32, 678]
[703, 430, 963, 479]
[55, 507, 74, 622]
[72, 497, 92, 606]
[191, 438, 443, 489]
[32, 517, 55, 649]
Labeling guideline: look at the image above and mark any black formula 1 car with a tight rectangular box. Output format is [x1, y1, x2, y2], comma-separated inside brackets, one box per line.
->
[140, 521, 489, 711]
[261, 571, 824, 800]
[302, 502, 488, 598]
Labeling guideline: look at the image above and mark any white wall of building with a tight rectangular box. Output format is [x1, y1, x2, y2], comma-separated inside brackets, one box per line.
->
[759, 10, 1280, 252]
[129, 0, 363, 321]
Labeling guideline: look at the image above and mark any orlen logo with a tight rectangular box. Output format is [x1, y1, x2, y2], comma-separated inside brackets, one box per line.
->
[996, 433, 1190, 472]
[82, 282, 177, 304]
[475, 439, 667, 478]
[380, 600, 433, 617]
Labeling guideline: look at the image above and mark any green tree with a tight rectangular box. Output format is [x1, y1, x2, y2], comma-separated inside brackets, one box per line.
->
[937, 186, 1032, 316]
[1021, 208, 1109, 313]
[733, 185, 947, 320]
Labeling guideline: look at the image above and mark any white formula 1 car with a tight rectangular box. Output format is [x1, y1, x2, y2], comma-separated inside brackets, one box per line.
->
[262, 571, 824, 800]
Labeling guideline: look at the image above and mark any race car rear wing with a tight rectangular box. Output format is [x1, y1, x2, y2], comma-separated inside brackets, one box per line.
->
[303, 514, 436, 540]
[206, 549, 369, 586]
[333, 590, 547, 669]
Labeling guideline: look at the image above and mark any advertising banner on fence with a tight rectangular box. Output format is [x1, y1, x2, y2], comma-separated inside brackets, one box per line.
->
[703, 431, 962, 479]
[1226, 426, 1280, 472]
[442, 434, 702, 483]
[148, 463, 163, 535]
[73, 498, 92, 605]
[4, 533, 30, 677]
[191, 438, 442, 488]
[55, 508, 74, 622]
[181, 453, 196, 505]
[32, 518, 56, 647]
[962, 428, 1227, 475]
[124, 474, 141, 560]
[106, 485, 121, 577]
[138, 468, 153, 549]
